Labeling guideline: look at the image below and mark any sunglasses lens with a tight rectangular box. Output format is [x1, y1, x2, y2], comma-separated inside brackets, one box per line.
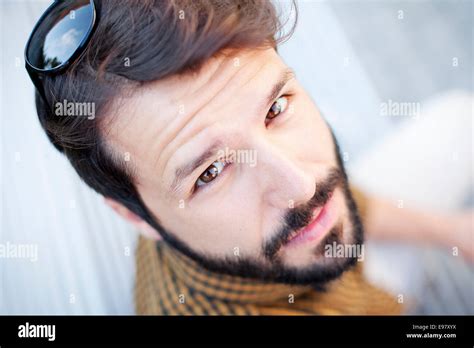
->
[26, 0, 94, 70]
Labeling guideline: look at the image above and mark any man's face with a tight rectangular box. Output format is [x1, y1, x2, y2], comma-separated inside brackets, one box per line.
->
[107, 48, 363, 284]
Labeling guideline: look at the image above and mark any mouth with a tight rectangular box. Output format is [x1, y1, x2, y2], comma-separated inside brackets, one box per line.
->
[284, 192, 337, 248]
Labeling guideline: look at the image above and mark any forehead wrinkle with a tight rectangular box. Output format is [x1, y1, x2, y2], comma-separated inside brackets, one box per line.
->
[150, 57, 238, 173]
[140, 49, 278, 197]
[120, 59, 225, 178]
[165, 72, 276, 197]
[156, 56, 253, 190]
[163, 53, 287, 197]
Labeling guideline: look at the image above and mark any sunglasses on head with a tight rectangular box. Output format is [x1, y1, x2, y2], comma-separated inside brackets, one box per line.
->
[25, 0, 99, 109]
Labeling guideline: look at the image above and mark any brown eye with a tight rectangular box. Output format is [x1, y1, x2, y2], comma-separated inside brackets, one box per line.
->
[196, 161, 225, 188]
[266, 96, 289, 121]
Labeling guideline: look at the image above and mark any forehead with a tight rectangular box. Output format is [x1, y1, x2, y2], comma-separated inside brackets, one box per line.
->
[105, 48, 285, 186]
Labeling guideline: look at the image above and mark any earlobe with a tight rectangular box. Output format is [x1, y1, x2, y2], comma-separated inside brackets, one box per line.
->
[104, 197, 162, 241]
[104, 197, 140, 222]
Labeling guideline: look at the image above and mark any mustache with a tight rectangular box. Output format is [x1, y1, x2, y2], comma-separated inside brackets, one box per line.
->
[263, 167, 344, 260]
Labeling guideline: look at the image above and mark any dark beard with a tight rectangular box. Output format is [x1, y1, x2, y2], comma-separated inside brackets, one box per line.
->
[150, 131, 364, 286]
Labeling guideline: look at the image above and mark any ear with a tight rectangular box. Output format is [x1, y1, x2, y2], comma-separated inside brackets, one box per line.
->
[104, 198, 162, 241]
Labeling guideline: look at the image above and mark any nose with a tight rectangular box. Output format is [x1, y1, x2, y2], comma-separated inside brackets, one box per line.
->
[253, 137, 316, 210]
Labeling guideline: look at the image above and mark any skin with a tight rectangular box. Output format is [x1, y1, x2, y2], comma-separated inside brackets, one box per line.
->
[104, 47, 360, 279]
[104, 46, 473, 277]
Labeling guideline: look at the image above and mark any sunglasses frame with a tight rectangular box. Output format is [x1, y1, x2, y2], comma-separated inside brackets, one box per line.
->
[24, 0, 99, 106]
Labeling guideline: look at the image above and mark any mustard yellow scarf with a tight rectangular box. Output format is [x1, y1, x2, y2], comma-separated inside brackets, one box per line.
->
[135, 237, 402, 315]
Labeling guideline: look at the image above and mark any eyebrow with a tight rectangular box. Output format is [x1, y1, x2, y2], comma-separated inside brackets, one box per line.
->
[169, 67, 296, 195]
[258, 68, 295, 114]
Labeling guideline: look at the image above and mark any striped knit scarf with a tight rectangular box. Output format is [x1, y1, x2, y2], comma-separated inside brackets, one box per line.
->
[135, 238, 402, 315]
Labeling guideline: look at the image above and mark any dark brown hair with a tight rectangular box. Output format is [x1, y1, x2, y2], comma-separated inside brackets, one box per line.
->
[35, 0, 297, 235]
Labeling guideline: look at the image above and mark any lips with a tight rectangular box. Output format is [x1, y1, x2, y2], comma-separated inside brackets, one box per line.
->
[285, 193, 336, 247]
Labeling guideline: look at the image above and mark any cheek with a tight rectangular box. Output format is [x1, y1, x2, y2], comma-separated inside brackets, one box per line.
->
[160, 191, 265, 258]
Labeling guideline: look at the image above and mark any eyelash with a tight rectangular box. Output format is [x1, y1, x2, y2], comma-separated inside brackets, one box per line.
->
[265, 95, 291, 126]
[193, 160, 231, 194]
[192, 94, 291, 194]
